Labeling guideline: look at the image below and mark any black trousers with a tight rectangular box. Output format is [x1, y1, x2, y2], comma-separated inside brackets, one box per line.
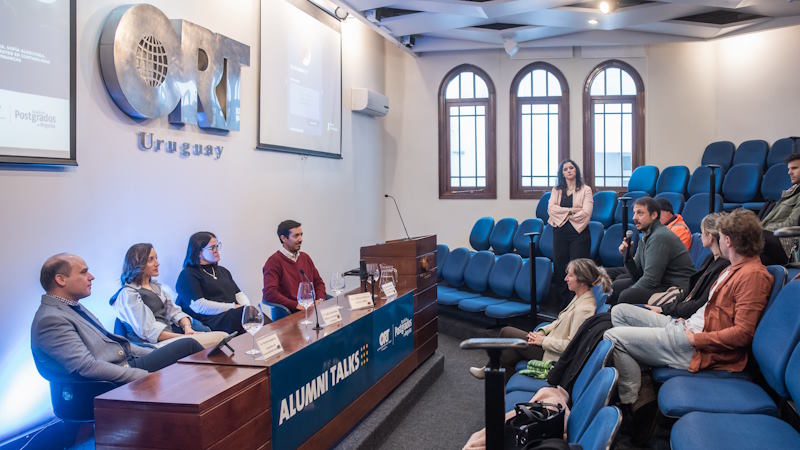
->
[606, 267, 667, 305]
[130, 338, 204, 372]
[552, 223, 591, 306]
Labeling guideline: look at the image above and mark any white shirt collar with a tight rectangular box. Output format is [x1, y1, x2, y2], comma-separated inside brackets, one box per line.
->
[279, 246, 299, 262]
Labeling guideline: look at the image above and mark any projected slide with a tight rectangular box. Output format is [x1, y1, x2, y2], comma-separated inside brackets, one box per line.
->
[0, 0, 73, 164]
[259, 0, 342, 157]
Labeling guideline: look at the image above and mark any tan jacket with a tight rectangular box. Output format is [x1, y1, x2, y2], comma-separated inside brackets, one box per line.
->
[539, 290, 596, 361]
[547, 185, 594, 233]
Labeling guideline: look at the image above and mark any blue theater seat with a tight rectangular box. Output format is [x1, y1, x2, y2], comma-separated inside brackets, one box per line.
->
[591, 191, 617, 228]
[588, 221, 604, 261]
[658, 279, 800, 418]
[468, 217, 494, 251]
[627, 165, 659, 196]
[687, 165, 724, 197]
[437, 250, 495, 306]
[436, 244, 449, 280]
[598, 223, 639, 268]
[436, 247, 472, 303]
[655, 165, 689, 195]
[654, 192, 685, 214]
[701, 141, 735, 174]
[767, 137, 796, 168]
[538, 225, 554, 259]
[537, 191, 551, 224]
[688, 232, 711, 270]
[484, 257, 552, 318]
[578, 406, 621, 450]
[682, 193, 723, 234]
[721, 164, 761, 210]
[613, 191, 648, 224]
[744, 163, 791, 212]
[458, 254, 522, 313]
[512, 218, 543, 258]
[733, 139, 768, 172]
[489, 217, 518, 255]
[670, 343, 800, 450]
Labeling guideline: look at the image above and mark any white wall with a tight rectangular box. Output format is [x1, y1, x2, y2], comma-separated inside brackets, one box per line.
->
[382, 25, 800, 249]
[0, 0, 386, 441]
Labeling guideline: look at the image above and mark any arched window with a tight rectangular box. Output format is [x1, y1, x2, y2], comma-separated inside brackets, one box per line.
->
[510, 62, 569, 199]
[438, 64, 496, 199]
[582, 60, 644, 189]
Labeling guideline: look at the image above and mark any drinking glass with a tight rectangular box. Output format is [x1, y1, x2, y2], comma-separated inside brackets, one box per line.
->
[297, 281, 315, 325]
[241, 304, 264, 355]
[330, 272, 346, 307]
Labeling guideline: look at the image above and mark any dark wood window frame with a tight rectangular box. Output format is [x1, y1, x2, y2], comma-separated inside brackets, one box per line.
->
[438, 64, 497, 199]
[582, 59, 645, 192]
[510, 62, 569, 200]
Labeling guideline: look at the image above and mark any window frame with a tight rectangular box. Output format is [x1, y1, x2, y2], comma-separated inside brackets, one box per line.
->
[438, 64, 497, 199]
[582, 59, 645, 191]
[509, 62, 569, 200]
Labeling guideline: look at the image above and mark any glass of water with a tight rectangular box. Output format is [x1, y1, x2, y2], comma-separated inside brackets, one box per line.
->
[241, 304, 264, 355]
[330, 272, 346, 307]
[297, 281, 315, 325]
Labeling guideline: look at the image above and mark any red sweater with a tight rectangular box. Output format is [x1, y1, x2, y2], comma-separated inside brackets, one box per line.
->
[262, 251, 326, 311]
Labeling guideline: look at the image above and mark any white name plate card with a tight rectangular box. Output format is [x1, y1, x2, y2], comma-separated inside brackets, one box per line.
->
[348, 292, 374, 310]
[319, 305, 343, 326]
[255, 333, 284, 360]
[381, 282, 397, 297]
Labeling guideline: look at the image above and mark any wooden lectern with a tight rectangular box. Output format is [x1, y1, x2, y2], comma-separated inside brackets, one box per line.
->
[361, 235, 438, 359]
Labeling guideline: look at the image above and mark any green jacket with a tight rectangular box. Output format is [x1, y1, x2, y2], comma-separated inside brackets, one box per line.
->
[762, 184, 800, 231]
[625, 220, 696, 291]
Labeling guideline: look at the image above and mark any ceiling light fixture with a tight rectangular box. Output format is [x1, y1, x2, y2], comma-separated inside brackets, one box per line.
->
[599, 1, 611, 14]
[588, 18, 599, 25]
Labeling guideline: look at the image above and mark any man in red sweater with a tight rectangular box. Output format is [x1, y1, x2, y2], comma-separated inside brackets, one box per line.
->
[262, 220, 326, 312]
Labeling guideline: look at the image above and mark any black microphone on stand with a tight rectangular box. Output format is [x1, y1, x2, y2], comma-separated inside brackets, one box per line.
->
[299, 269, 323, 331]
[385, 194, 411, 240]
[623, 230, 634, 263]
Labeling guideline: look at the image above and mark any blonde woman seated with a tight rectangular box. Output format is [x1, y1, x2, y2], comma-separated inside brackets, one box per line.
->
[112, 243, 228, 349]
[470, 258, 611, 380]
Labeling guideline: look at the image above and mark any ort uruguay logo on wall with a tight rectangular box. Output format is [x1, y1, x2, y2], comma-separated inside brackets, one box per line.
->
[98, 4, 250, 132]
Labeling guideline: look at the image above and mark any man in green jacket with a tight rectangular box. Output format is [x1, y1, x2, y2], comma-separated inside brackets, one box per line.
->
[608, 197, 696, 305]
[761, 153, 800, 260]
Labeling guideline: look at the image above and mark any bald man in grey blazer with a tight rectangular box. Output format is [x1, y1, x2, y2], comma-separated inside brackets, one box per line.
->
[31, 253, 203, 384]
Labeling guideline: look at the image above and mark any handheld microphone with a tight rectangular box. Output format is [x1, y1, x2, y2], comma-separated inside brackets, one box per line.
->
[299, 269, 323, 331]
[624, 230, 634, 262]
[385, 194, 411, 240]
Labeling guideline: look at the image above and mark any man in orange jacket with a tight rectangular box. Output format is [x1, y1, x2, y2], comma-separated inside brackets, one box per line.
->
[657, 198, 692, 249]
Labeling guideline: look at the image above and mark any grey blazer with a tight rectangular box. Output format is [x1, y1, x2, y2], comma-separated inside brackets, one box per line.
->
[31, 295, 151, 384]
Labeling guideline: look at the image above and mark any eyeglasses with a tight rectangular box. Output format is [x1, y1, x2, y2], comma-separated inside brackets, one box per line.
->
[205, 242, 222, 252]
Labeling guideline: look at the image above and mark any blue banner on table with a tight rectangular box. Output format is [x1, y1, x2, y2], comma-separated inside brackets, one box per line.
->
[270, 292, 414, 450]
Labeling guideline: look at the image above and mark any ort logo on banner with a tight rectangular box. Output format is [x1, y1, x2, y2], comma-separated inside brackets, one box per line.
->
[98, 4, 250, 131]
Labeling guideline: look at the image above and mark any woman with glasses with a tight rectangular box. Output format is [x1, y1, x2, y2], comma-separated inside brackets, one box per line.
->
[112, 243, 228, 348]
[176, 232, 262, 333]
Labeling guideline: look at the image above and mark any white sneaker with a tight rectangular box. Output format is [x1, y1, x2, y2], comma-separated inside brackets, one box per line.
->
[469, 366, 486, 380]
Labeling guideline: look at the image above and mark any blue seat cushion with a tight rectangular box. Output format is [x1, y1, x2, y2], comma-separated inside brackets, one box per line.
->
[458, 296, 505, 312]
[506, 373, 549, 393]
[722, 202, 742, 211]
[515, 360, 528, 371]
[506, 390, 536, 413]
[671, 412, 800, 450]
[484, 301, 532, 318]
[658, 377, 777, 418]
[437, 289, 481, 306]
[437, 285, 458, 295]
[651, 367, 750, 384]
[742, 201, 765, 211]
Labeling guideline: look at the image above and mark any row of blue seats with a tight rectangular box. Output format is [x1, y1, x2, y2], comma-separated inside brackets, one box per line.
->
[535, 164, 789, 227]
[458, 216, 712, 269]
[701, 138, 798, 174]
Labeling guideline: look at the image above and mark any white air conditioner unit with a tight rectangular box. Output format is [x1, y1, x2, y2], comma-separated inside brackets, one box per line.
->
[351, 88, 389, 117]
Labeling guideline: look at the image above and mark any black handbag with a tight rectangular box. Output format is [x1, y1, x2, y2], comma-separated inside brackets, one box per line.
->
[504, 401, 566, 449]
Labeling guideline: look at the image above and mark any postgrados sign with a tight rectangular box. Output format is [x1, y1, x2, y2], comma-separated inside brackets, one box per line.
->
[99, 4, 250, 131]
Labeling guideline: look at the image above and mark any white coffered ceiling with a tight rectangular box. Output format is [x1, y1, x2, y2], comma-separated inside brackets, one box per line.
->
[326, 0, 800, 54]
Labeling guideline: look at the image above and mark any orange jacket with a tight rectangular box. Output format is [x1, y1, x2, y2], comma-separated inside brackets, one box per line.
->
[666, 214, 692, 249]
